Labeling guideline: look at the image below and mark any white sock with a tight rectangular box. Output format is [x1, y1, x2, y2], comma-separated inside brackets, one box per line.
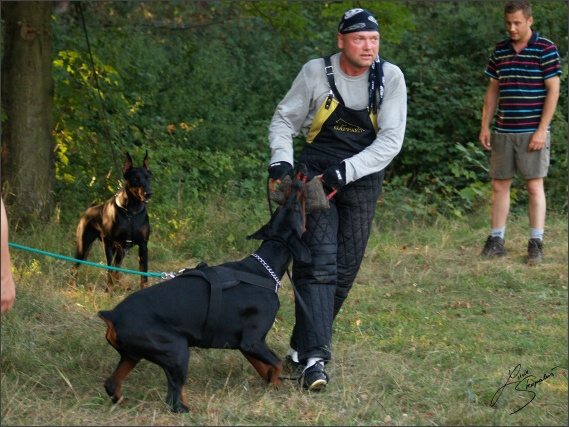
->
[286, 348, 299, 364]
[491, 227, 505, 239]
[304, 357, 323, 371]
[530, 228, 544, 241]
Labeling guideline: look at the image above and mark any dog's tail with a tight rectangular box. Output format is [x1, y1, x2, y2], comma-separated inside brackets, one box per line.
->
[98, 310, 112, 320]
[99, 311, 120, 350]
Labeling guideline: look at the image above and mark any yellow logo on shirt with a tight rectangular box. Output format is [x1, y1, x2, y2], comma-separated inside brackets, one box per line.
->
[333, 118, 365, 133]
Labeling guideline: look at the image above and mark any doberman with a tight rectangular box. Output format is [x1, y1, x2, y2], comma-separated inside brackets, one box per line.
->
[98, 172, 311, 413]
[72, 151, 152, 291]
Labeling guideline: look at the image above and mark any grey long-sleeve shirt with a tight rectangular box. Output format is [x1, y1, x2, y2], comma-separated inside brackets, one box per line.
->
[269, 52, 407, 184]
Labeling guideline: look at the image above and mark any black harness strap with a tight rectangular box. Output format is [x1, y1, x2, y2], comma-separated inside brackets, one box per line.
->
[369, 55, 385, 114]
[113, 195, 147, 253]
[200, 266, 223, 348]
[324, 55, 345, 108]
[179, 263, 277, 347]
[323, 54, 385, 113]
[114, 195, 146, 218]
[179, 264, 276, 292]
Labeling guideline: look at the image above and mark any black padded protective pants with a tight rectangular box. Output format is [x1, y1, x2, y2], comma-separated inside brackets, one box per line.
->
[290, 168, 383, 364]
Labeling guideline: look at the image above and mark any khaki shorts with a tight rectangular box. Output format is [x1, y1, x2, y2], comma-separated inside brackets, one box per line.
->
[489, 132, 550, 180]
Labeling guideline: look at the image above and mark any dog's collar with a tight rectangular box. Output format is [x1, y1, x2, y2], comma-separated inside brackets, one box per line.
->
[114, 193, 146, 217]
[250, 253, 281, 292]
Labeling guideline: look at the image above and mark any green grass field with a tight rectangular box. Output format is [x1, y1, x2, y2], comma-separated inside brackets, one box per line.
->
[1, 200, 567, 426]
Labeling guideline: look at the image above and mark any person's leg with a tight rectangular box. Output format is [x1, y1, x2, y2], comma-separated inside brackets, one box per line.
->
[488, 132, 516, 233]
[333, 171, 383, 319]
[480, 178, 512, 257]
[490, 178, 513, 230]
[526, 177, 546, 264]
[516, 131, 549, 264]
[526, 178, 546, 231]
[290, 204, 338, 365]
[289, 204, 338, 390]
[517, 130, 549, 235]
[482, 132, 517, 257]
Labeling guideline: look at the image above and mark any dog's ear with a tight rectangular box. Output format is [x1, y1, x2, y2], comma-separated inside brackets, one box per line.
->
[123, 152, 133, 176]
[143, 150, 150, 172]
[246, 223, 311, 263]
[246, 224, 270, 242]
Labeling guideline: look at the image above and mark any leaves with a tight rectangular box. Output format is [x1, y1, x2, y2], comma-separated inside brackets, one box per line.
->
[48, 1, 568, 222]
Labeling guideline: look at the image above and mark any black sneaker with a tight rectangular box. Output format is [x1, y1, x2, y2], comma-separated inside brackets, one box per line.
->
[480, 235, 507, 257]
[299, 361, 329, 391]
[527, 238, 543, 265]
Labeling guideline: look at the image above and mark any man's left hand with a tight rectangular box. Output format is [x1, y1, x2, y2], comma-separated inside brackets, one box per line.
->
[321, 163, 346, 191]
[529, 129, 547, 151]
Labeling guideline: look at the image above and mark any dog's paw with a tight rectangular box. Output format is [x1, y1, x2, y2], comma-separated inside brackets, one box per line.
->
[171, 402, 190, 413]
[104, 379, 117, 397]
[115, 396, 129, 405]
[269, 379, 284, 390]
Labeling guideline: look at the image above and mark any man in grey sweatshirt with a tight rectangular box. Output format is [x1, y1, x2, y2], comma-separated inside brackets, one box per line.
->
[268, 8, 407, 390]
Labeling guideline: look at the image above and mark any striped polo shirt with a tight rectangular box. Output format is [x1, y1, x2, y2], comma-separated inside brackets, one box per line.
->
[485, 30, 562, 133]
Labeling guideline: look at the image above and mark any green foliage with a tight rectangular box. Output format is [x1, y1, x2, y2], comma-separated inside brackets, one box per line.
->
[51, 2, 284, 221]
[244, 1, 413, 46]
[388, 2, 499, 217]
[546, 63, 569, 213]
[386, 1, 568, 216]
[49, 1, 568, 226]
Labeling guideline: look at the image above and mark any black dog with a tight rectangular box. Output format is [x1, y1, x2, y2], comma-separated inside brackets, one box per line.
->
[72, 151, 152, 291]
[98, 173, 311, 413]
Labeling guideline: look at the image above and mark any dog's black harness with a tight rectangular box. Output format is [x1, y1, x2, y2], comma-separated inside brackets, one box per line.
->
[114, 196, 146, 217]
[179, 259, 278, 348]
[114, 195, 146, 253]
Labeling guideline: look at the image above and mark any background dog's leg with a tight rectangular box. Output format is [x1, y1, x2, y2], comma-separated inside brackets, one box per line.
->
[138, 243, 148, 289]
[103, 242, 127, 291]
[113, 247, 126, 290]
[103, 241, 120, 291]
[72, 221, 100, 288]
[70, 264, 79, 288]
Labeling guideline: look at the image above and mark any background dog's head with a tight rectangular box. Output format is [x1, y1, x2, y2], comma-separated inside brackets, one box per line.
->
[123, 151, 152, 204]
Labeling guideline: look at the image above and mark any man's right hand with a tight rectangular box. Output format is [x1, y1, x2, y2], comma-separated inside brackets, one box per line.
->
[479, 128, 492, 151]
[268, 161, 293, 183]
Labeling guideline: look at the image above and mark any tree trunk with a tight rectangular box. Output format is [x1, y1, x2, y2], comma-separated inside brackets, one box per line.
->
[1, 1, 55, 227]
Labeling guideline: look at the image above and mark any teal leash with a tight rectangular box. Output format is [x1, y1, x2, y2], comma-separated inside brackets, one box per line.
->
[8, 242, 174, 279]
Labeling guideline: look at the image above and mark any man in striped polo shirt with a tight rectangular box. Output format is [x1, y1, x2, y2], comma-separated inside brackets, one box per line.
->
[479, 0, 561, 265]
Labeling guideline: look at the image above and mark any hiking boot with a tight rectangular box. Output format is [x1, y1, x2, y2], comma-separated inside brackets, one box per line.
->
[527, 238, 543, 265]
[299, 361, 329, 391]
[480, 235, 507, 257]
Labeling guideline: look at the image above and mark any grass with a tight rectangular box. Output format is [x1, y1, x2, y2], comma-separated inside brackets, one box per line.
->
[1, 197, 567, 426]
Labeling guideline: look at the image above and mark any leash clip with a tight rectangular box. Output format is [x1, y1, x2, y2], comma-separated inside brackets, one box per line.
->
[161, 271, 177, 280]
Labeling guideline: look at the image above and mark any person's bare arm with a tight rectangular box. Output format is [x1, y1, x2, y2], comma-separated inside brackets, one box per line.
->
[1, 197, 15, 314]
[479, 78, 500, 151]
[529, 75, 560, 151]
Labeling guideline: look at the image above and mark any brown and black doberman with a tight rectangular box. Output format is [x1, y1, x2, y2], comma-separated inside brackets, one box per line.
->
[98, 172, 311, 413]
[72, 151, 152, 291]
